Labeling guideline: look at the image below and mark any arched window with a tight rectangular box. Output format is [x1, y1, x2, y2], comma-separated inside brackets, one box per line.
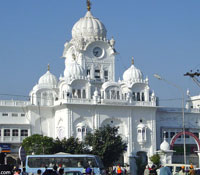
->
[76, 125, 87, 141]
[82, 127, 86, 132]
[137, 123, 147, 145]
[117, 91, 120, 99]
[137, 92, 140, 101]
[106, 91, 110, 99]
[132, 92, 136, 101]
[142, 92, 145, 101]
[82, 90, 86, 98]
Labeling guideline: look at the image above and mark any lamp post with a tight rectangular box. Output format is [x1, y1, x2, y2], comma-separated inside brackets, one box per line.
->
[153, 74, 186, 164]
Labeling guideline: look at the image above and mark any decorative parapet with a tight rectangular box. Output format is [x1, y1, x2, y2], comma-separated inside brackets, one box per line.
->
[0, 100, 31, 107]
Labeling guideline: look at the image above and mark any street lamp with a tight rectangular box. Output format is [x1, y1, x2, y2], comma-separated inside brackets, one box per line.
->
[153, 73, 186, 164]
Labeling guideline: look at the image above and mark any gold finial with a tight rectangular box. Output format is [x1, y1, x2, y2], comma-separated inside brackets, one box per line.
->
[87, 0, 91, 11]
[48, 64, 50, 71]
[132, 56, 134, 65]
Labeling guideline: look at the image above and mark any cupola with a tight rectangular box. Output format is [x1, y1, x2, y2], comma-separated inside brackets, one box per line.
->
[160, 131, 170, 151]
[123, 57, 143, 82]
[71, 1, 107, 40]
[38, 64, 58, 87]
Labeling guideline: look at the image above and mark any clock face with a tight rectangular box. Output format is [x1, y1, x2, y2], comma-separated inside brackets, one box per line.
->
[93, 47, 103, 58]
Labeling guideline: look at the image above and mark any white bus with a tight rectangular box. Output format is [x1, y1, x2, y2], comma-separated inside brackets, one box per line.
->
[25, 153, 105, 175]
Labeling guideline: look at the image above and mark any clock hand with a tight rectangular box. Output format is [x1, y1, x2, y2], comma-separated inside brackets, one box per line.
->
[94, 51, 98, 56]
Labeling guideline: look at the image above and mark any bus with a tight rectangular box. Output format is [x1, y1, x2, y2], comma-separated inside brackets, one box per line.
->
[25, 153, 105, 175]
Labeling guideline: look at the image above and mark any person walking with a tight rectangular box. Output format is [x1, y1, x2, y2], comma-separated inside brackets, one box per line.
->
[178, 166, 186, 175]
[188, 164, 196, 175]
[144, 165, 150, 175]
[37, 169, 42, 175]
[159, 166, 172, 175]
[22, 168, 28, 175]
[52, 165, 59, 175]
[58, 168, 64, 175]
[116, 164, 123, 175]
[14, 169, 21, 175]
[150, 165, 157, 175]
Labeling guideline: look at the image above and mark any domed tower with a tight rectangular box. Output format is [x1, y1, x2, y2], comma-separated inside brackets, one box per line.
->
[120, 57, 156, 104]
[62, 1, 116, 92]
[29, 65, 58, 106]
[123, 57, 143, 83]
[157, 131, 175, 165]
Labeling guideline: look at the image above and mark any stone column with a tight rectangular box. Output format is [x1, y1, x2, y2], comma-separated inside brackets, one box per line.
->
[196, 151, 200, 167]
[144, 87, 149, 102]
[157, 150, 175, 165]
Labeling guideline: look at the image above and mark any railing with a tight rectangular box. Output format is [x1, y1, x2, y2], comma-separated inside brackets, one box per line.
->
[187, 108, 200, 113]
[55, 98, 92, 105]
[0, 136, 28, 143]
[55, 97, 156, 106]
[0, 100, 31, 106]
[101, 99, 156, 106]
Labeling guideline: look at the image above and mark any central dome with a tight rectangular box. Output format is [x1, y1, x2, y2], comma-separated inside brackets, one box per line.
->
[72, 11, 107, 40]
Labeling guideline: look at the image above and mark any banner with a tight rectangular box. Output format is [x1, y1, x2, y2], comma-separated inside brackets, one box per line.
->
[0, 144, 11, 153]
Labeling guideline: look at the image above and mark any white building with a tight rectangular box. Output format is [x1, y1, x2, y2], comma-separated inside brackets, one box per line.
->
[0, 3, 200, 174]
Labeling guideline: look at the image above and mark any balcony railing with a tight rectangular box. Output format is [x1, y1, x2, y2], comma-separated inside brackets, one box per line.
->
[0, 100, 30, 107]
[55, 97, 156, 107]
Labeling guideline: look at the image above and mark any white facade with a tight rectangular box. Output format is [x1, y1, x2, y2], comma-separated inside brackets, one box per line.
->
[0, 6, 200, 174]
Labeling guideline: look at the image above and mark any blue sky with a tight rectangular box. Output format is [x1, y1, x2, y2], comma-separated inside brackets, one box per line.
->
[0, 0, 200, 107]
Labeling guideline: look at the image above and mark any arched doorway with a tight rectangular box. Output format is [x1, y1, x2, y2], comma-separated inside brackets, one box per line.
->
[135, 151, 147, 175]
[170, 131, 200, 165]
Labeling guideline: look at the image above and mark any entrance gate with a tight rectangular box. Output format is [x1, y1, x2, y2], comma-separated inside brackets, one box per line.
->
[170, 131, 200, 150]
[170, 131, 200, 165]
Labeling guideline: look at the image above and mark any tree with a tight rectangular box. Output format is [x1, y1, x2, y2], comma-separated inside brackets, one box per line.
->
[56, 137, 89, 154]
[22, 134, 55, 155]
[22, 135, 89, 155]
[149, 154, 160, 167]
[84, 125, 127, 168]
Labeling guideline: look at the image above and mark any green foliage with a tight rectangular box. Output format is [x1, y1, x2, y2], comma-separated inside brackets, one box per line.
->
[22, 126, 127, 169]
[149, 154, 160, 167]
[84, 125, 127, 168]
[59, 137, 89, 154]
[22, 135, 89, 155]
[22, 134, 55, 155]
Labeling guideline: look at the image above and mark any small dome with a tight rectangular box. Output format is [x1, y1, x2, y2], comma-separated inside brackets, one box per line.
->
[72, 11, 107, 40]
[64, 59, 85, 79]
[123, 65, 143, 82]
[160, 139, 170, 151]
[38, 70, 58, 86]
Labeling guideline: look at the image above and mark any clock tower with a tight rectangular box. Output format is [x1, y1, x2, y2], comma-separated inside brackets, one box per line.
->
[62, 3, 117, 89]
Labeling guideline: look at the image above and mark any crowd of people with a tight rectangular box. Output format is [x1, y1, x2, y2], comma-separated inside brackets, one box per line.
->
[11, 163, 200, 175]
[144, 164, 200, 175]
[12, 164, 94, 175]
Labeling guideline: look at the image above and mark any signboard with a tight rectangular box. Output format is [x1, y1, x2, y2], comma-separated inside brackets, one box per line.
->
[0, 165, 13, 175]
[0, 144, 11, 153]
[19, 146, 26, 162]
